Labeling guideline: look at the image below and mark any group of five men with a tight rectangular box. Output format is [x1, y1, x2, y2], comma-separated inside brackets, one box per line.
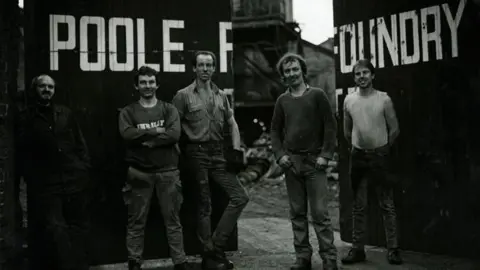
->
[17, 50, 402, 270]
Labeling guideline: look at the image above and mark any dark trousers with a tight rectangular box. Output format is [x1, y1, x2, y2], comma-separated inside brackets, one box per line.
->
[123, 167, 186, 265]
[284, 153, 337, 264]
[185, 142, 249, 254]
[349, 145, 399, 249]
[28, 190, 90, 270]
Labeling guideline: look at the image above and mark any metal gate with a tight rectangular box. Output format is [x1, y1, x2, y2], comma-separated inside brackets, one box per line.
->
[334, 0, 480, 259]
[23, 0, 236, 265]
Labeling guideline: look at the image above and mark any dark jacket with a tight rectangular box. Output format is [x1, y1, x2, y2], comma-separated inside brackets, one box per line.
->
[16, 103, 91, 194]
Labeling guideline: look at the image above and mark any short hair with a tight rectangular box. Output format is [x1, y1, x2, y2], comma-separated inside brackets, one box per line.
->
[191, 50, 217, 67]
[276, 53, 308, 77]
[353, 59, 375, 75]
[30, 74, 55, 91]
[134, 66, 159, 85]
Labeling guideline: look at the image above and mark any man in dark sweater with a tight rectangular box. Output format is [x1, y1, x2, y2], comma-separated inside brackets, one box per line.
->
[270, 53, 339, 270]
[118, 66, 190, 270]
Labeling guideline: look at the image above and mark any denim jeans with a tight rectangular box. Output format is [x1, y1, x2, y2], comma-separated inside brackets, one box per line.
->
[184, 142, 249, 254]
[284, 153, 337, 265]
[123, 167, 186, 265]
[349, 145, 399, 249]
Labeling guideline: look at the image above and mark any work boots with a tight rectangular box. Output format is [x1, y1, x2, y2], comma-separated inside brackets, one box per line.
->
[341, 248, 366, 264]
[202, 251, 227, 270]
[128, 260, 142, 270]
[290, 258, 312, 270]
[214, 249, 234, 269]
[387, 248, 403, 265]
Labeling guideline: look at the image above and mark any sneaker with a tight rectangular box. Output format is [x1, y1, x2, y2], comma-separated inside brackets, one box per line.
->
[290, 258, 312, 270]
[387, 248, 403, 265]
[341, 248, 366, 264]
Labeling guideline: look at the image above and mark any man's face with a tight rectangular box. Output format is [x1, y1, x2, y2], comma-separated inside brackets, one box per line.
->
[354, 65, 374, 88]
[194, 54, 215, 82]
[36, 76, 55, 102]
[282, 60, 304, 87]
[135, 75, 158, 99]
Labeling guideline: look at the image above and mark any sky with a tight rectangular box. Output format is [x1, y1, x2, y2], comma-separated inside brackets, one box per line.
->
[293, 0, 334, 45]
[18, 0, 334, 45]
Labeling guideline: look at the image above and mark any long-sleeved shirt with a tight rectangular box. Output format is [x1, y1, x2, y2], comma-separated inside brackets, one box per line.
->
[118, 100, 180, 172]
[270, 86, 337, 160]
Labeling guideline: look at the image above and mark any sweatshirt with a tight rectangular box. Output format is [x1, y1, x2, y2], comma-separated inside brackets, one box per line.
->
[270, 86, 337, 160]
[118, 100, 180, 172]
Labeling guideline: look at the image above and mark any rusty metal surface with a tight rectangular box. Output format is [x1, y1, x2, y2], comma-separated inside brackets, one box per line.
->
[23, 0, 235, 265]
[334, 0, 480, 259]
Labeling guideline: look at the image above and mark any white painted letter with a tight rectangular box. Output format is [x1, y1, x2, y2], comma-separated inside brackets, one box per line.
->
[399, 10, 420, 65]
[377, 15, 399, 68]
[421, 6, 443, 62]
[109, 18, 135, 71]
[219, 22, 233, 73]
[358, 21, 364, 60]
[49, 15, 76, 71]
[339, 24, 357, 74]
[442, 0, 465, 58]
[79, 16, 106, 71]
[163, 20, 185, 72]
[137, 19, 160, 71]
[369, 19, 377, 67]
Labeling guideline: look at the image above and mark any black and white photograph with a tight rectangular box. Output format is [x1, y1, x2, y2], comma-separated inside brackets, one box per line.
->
[0, 0, 479, 269]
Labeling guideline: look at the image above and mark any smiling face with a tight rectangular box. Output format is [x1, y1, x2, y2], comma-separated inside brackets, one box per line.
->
[35, 75, 55, 102]
[281, 59, 305, 88]
[135, 74, 158, 99]
[354, 65, 375, 89]
[193, 54, 215, 82]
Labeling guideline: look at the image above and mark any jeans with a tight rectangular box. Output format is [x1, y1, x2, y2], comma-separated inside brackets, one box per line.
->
[185, 142, 249, 253]
[123, 167, 186, 265]
[349, 145, 399, 249]
[28, 190, 91, 270]
[284, 153, 337, 264]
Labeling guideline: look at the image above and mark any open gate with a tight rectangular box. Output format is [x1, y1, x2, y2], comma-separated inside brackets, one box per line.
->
[23, 0, 236, 265]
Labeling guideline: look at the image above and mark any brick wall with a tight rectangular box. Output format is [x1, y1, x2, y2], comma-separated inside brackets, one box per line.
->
[0, 0, 20, 266]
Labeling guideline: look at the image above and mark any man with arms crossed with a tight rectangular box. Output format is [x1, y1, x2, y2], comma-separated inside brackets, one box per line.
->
[118, 66, 190, 270]
[270, 53, 339, 270]
[341, 59, 402, 265]
[173, 51, 249, 270]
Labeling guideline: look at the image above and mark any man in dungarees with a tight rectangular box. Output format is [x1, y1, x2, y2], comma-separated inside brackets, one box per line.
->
[342, 59, 403, 265]
[172, 51, 249, 270]
[270, 53, 339, 270]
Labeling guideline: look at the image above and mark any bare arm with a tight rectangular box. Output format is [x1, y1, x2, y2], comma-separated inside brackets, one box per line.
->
[270, 97, 286, 161]
[223, 95, 241, 149]
[343, 97, 353, 146]
[118, 107, 158, 144]
[318, 90, 337, 160]
[172, 91, 185, 120]
[145, 105, 181, 147]
[384, 96, 400, 145]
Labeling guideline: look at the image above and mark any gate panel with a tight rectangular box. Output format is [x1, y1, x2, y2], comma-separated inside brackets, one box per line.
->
[334, 0, 480, 259]
[23, 0, 235, 265]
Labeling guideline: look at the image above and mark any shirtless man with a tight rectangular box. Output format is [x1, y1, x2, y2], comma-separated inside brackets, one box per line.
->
[341, 59, 402, 265]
